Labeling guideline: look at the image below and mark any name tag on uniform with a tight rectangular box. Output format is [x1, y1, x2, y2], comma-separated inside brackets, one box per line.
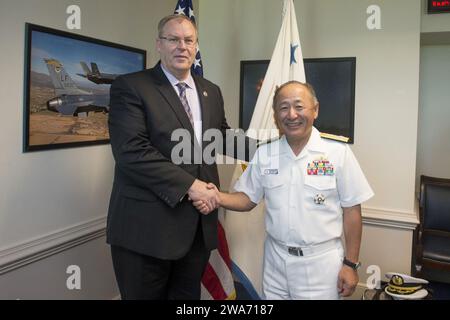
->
[307, 157, 334, 176]
[264, 169, 279, 175]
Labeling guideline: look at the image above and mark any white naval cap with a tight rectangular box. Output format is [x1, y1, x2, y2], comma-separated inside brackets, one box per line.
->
[384, 272, 429, 300]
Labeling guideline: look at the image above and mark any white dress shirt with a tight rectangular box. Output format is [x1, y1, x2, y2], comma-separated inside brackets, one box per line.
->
[161, 65, 202, 145]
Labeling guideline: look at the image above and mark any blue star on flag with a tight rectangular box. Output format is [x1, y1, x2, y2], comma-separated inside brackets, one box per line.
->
[290, 44, 298, 65]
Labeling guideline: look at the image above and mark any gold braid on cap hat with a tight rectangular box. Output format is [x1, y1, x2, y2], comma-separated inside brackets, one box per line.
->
[386, 275, 424, 295]
[386, 284, 423, 295]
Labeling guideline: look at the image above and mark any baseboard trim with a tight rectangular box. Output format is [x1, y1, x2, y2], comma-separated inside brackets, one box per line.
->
[0, 216, 106, 275]
[362, 207, 419, 230]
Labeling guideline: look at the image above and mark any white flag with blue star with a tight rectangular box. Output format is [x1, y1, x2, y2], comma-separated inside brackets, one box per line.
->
[174, 0, 203, 76]
[247, 0, 305, 140]
[224, 0, 305, 297]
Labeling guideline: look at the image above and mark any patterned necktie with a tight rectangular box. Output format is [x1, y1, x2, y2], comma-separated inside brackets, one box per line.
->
[176, 82, 194, 126]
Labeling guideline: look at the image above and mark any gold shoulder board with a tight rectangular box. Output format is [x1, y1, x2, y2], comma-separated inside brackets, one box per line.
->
[320, 132, 350, 143]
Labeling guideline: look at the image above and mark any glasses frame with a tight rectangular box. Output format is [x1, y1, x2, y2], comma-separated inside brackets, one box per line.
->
[159, 36, 197, 48]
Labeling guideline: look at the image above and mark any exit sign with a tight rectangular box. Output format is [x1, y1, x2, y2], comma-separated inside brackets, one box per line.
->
[428, 0, 450, 13]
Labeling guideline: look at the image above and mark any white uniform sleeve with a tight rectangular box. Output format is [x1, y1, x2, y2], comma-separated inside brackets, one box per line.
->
[337, 145, 374, 208]
[233, 162, 264, 205]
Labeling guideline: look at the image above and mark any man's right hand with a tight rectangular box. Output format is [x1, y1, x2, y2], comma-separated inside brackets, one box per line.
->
[192, 183, 221, 215]
[187, 179, 220, 214]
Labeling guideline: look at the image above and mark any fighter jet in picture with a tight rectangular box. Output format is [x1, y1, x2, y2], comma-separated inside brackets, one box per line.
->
[77, 61, 118, 85]
[44, 58, 109, 116]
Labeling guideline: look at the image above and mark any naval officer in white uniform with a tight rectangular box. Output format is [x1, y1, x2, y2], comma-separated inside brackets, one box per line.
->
[194, 81, 374, 299]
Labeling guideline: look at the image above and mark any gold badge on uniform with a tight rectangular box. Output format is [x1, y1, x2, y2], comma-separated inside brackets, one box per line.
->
[307, 157, 334, 176]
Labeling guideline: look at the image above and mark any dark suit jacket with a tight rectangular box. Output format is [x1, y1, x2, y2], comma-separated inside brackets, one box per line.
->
[106, 63, 231, 260]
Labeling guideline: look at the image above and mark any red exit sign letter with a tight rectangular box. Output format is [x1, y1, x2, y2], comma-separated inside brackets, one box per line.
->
[428, 0, 450, 13]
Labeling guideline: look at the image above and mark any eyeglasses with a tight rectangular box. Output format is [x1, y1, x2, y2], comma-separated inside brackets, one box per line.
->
[159, 37, 197, 48]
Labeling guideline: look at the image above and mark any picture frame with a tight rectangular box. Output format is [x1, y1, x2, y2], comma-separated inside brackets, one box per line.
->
[239, 58, 356, 143]
[23, 23, 147, 152]
[239, 60, 269, 132]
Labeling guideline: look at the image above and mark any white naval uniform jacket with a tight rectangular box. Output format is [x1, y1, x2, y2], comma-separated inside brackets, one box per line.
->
[234, 127, 374, 247]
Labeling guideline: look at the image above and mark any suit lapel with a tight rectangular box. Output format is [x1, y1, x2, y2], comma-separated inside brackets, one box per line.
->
[193, 76, 210, 139]
[150, 65, 196, 145]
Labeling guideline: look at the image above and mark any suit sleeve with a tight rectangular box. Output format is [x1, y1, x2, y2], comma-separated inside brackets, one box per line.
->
[216, 87, 258, 162]
[108, 76, 195, 208]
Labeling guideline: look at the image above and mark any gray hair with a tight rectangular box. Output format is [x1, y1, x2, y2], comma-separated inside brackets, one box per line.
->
[157, 14, 198, 38]
[272, 80, 319, 109]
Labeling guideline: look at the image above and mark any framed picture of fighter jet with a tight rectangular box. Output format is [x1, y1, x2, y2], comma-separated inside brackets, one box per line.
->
[23, 23, 147, 152]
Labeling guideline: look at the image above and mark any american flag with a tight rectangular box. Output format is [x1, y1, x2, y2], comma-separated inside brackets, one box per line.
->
[174, 0, 203, 77]
[173, 0, 236, 300]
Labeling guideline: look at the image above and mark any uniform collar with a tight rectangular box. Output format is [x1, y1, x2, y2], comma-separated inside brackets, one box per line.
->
[305, 127, 327, 153]
[280, 126, 326, 159]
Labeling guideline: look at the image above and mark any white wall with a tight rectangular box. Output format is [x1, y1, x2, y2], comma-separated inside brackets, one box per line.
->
[0, 0, 176, 299]
[417, 45, 450, 181]
[198, 0, 421, 295]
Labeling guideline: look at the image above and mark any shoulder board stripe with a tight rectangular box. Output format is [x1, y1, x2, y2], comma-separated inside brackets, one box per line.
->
[320, 132, 350, 143]
[256, 136, 281, 147]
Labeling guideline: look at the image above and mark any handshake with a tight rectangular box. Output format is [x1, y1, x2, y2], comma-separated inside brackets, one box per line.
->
[187, 179, 222, 215]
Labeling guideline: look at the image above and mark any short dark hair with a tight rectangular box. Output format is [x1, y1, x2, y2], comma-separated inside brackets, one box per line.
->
[157, 14, 198, 38]
[272, 81, 318, 109]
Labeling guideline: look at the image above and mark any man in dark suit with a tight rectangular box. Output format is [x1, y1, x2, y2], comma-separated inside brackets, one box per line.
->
[107, 14, 252, 300]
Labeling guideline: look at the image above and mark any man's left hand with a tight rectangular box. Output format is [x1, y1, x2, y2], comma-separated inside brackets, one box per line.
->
[337, 266, 359, 297]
